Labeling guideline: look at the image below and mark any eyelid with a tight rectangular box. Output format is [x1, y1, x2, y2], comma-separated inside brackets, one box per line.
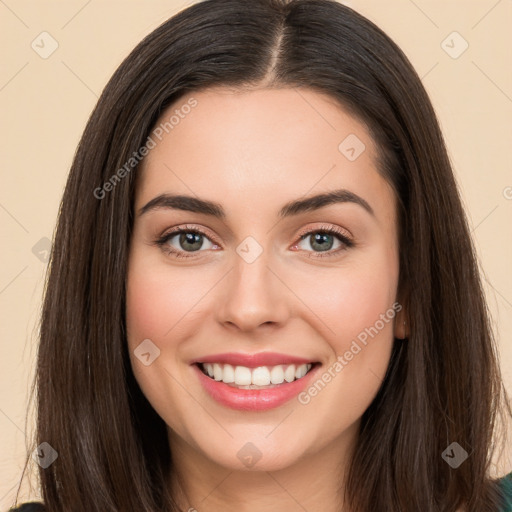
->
[295, 223, 352, 241]
[159, 224, 221, 245]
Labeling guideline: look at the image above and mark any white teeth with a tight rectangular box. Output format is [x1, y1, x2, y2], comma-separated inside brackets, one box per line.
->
[252, 366, 270, 386]
[213, 363, 223, 381]
[295, 364, 307, 379]
[284, 364, 296, 383]
[200, 362, 314, 387]
[222, 363, 235, 383]
[234, 365, 252, 385]
[270, 365, 285, 384]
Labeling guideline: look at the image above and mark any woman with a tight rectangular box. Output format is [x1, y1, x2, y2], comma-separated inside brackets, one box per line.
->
[9, 0, 512, 510]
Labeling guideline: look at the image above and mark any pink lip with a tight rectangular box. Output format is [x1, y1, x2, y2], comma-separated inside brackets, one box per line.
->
[192, 362, 320, 411]
[191, 352, 315, 368]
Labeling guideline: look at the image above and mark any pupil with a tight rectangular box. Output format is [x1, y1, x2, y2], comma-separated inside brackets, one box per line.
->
[311, 233, 333, 252]
[180, 232, 203, 251]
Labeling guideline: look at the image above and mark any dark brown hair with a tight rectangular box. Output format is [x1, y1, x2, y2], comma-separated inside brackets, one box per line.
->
[14, 0, 510, 510]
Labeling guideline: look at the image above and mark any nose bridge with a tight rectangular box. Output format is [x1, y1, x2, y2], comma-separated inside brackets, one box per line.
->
[216, 248, 289, 331]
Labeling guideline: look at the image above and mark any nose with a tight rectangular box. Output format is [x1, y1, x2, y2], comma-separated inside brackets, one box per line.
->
[215, 253, 291, 332]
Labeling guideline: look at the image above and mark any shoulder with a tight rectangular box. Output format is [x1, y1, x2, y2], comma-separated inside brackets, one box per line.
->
[7, 503, 45, 512]
[498, 472, 512, 512]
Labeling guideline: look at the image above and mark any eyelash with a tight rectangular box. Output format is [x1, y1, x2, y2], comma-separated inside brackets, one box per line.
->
[154, 224, 354, 260]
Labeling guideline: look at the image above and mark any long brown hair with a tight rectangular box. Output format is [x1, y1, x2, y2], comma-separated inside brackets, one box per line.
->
[15, 0, 510, 510]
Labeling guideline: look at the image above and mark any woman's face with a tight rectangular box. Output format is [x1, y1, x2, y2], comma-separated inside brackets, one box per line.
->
[126, 86, 403, 473]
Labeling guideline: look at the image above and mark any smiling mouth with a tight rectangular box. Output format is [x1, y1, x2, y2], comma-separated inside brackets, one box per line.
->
[196, 362, 317, 389]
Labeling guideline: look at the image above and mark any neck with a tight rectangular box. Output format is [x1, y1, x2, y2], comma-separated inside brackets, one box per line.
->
[167, 422, 358, 512]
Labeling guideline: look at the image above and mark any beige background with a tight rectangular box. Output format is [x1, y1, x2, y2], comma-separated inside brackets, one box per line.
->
[1, 0, 511, 507]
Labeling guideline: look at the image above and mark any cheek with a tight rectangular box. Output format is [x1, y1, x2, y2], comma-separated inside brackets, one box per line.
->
[125, 251, 207, 433]
[125, 254, 210, 345]
[292, 249, 399, 418]
[296, 253, 399, 348]
[125, 268, 172, 343]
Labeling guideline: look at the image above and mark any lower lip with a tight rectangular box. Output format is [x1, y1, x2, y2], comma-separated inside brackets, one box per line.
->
[193, 364, 319, 411]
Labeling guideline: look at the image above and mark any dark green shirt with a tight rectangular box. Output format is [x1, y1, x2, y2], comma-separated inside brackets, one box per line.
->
[501, 471, 512, 511]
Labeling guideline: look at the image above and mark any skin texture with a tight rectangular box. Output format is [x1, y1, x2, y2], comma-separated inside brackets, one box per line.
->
[126, 87, 406, 512]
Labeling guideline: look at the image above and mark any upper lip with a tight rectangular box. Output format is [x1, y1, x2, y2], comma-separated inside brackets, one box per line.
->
[191, 352, 317, 368]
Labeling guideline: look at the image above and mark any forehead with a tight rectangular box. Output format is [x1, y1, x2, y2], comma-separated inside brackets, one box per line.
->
[135, 87, 394, 221]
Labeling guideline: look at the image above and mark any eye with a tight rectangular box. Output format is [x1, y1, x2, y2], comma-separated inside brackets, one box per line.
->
[293, 225, 354, 258]
[155, 225, 220, 258]
[154, 224, 354, 260]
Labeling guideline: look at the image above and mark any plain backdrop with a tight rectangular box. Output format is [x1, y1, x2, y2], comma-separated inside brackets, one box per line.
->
[1, 0, 511, 506]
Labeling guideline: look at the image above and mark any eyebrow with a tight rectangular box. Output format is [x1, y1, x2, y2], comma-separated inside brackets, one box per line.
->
[138, 189, 374, 218]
